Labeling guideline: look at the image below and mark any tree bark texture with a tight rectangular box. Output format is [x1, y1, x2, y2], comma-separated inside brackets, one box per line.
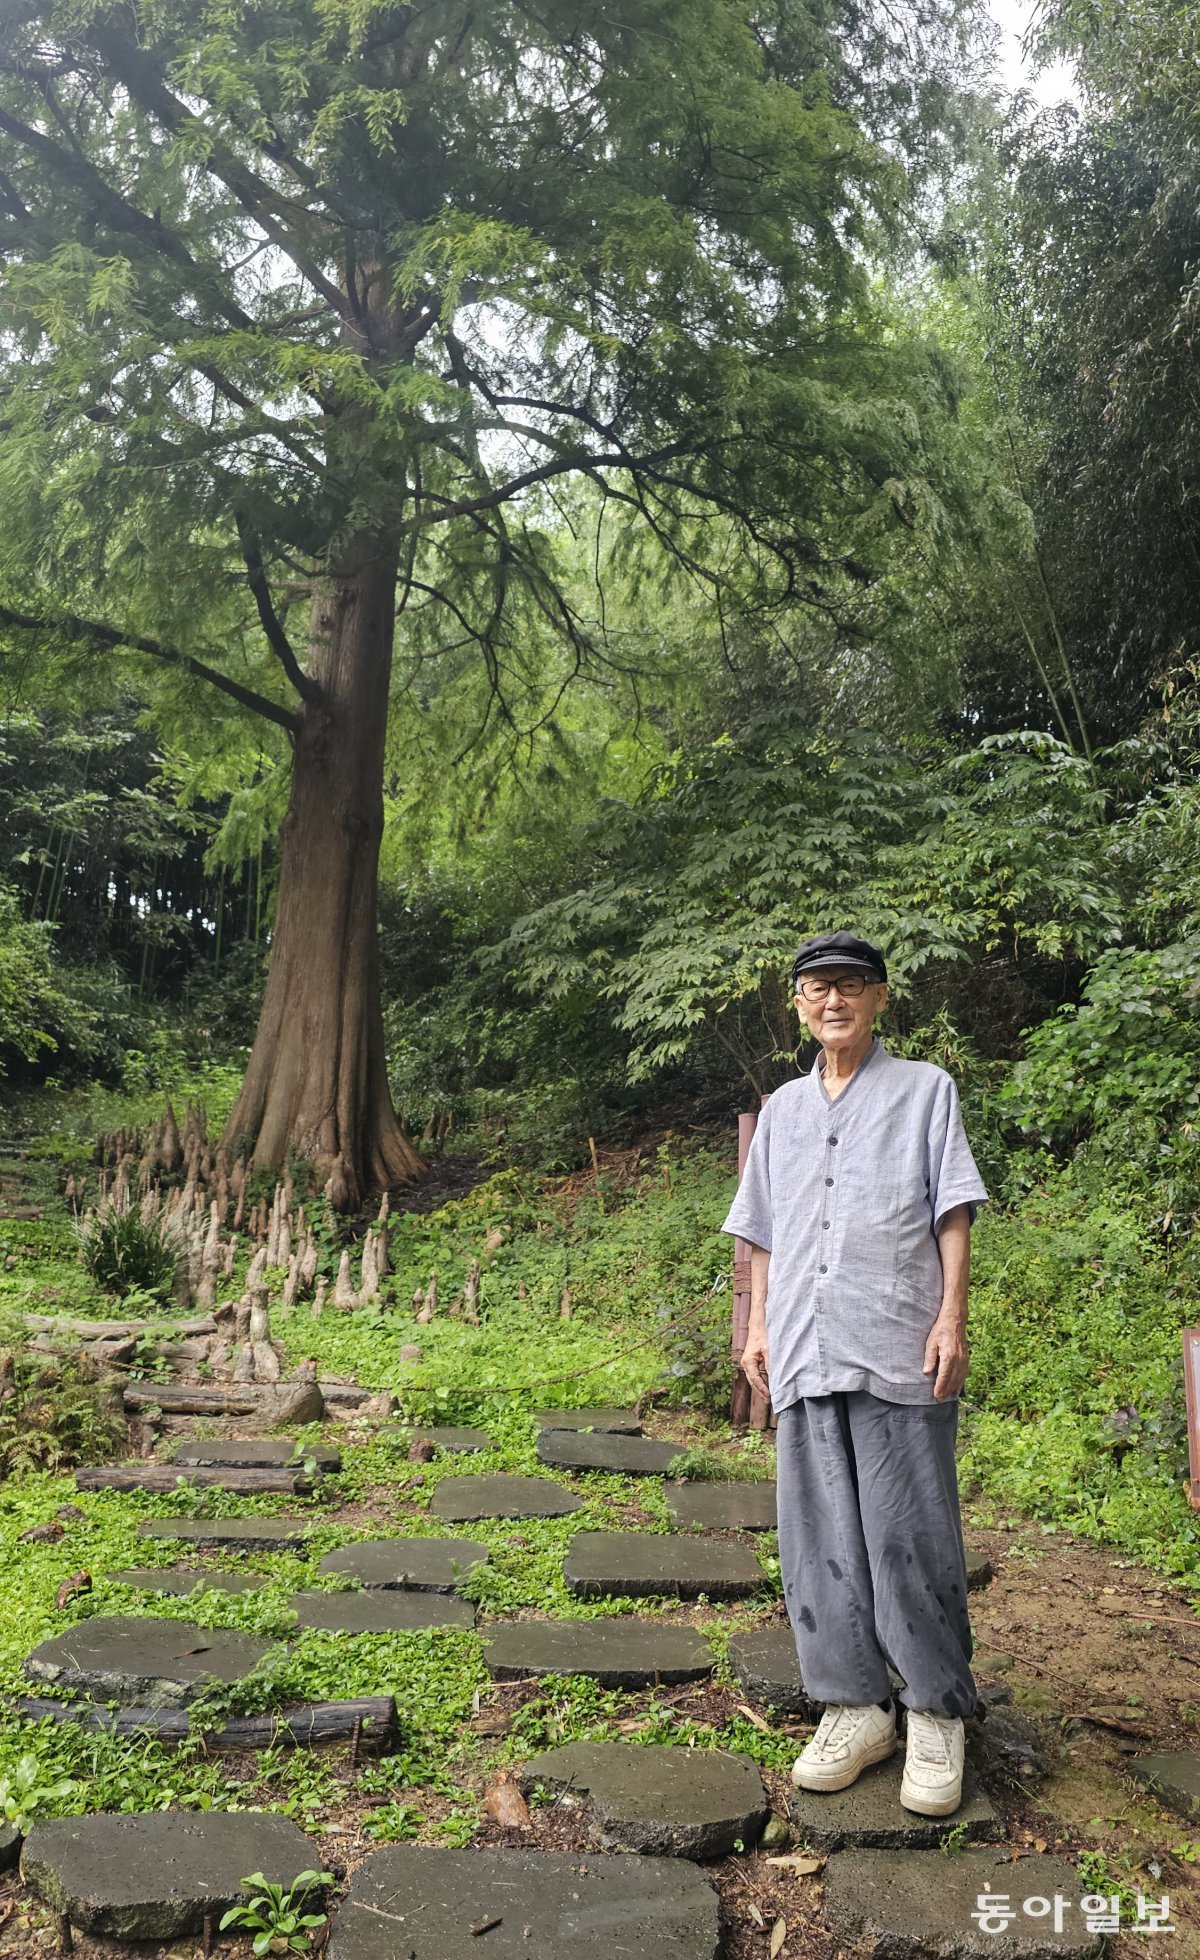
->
[220, 532, 425, 1208]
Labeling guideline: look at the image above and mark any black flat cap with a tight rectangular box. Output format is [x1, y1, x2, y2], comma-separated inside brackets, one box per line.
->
[791, 929, 887, 987]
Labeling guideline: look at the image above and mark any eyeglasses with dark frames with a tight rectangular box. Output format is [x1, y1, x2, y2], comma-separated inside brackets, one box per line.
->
[795, 973, 877, 1001]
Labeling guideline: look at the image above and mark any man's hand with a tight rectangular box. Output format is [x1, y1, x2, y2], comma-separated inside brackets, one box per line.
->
[740, 1327, 770, 1403]
[922, 1314, 969, 1400]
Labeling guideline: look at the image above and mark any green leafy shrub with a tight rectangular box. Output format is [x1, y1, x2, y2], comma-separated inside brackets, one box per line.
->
[75, 1203, 181, 1299]
[0, 1350, 127, 1476]
[219, 1871, 332, 1956]
[0, 1754, 80, 1835]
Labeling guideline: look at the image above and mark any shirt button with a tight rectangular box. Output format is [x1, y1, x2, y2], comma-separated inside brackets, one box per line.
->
[823, 1220, 831, 1229]
[819, 1263, 828, 1273]
[825, 1176, 834, 1186]
[828, 1136, 838, 1146]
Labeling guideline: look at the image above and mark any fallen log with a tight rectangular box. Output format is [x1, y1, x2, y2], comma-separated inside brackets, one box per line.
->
[121, 1382, 324, 1421]
[75, 1465, 313, 1495]
[27, 1314, 218, 1340]
[12, 1695, 398, 1752]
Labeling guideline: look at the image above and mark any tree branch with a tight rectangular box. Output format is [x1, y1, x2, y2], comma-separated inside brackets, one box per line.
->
[0, 605, 301, 734]
[235, 517, 320, 704]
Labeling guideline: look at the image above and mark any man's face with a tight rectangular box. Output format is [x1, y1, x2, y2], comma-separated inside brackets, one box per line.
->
[793, 965, 888, 1049]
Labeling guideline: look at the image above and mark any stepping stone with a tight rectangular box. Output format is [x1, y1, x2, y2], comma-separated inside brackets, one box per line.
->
[1126, 1751, 1200, 1822]
[431, 1474, 582, 1521]
[0, 1823, 18, 1871]
[665, 1481, 777, 1531]
[789, 1752, 1001, 1852]
[20, 1811, 320, 1940]
[25, 1617, 276, 1709]
[327, 1845, 719, 1959]
[516, 1742, 769, 1858]
[485, 1618, 713, 1689]
[382, 1425, 492, 1453]
[139, 1516, 309, 1552]
[824, 1847, 1102, 1956]
[537, 1430, 682, 1476]
[565, 1532, 766, 1601]
[289, 1590, 476, 1633]
[110, 1567, 265, 1597]
[318, 1537, 488, 1592]
[170, 1439, 341, 1471]
[535, 1408, 643, 1434]
[966, 1548, 992, 1589]
[729, 1627, 820, 1716]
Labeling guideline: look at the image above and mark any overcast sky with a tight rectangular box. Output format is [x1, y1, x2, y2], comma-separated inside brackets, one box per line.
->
[987, 0, 1078, 103]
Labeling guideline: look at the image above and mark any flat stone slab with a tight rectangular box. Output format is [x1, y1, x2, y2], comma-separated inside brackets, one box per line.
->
[789, 1750, 1001, 1851]
[25, 1617, 276, 1709]
[485, 1619, 713, 1688]
[517, 1742, 769, 1858]
[21, 1811, 320, 1940]
[966, 1548, 992, 1589]
[824, 1847, 1104, 1956]
[382, 1425, 492, 1453]
[139, 1516, 309, 1552]
[565, 1532, 766, 1601]
[431, 1474, 582, 1521]
[327, 1845, 719, 1959]
[170, 1439, 341, 1471]
[538, 1430, 682, 1476]
[289, 1590, 476, 1633]
[535, 1408, 643, 1434]
[729, 1627, 819, 1716]
[1125, 1750, 1200, 1821]
[110, 1567, 265, 1596]
[318, 1537, 489, 1592]
[665, 1481, 777, 1531]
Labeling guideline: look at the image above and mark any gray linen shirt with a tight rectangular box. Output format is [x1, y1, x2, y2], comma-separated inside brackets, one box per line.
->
[720, 1036, 988, 1408]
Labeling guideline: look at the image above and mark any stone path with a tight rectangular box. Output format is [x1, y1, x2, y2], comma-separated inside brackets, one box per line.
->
[537, 1429, 683, 1476]
[515, 1741, 770, 1857]
[430, 1473, 582, 1520]
[1126, 1750, 1200, 1823]
[564, 1530, 766, 1600]
[110, 1566, 265, 1595]
[664, 1480, 777, 1530]
[728, 1626, 820, 1716]
[25, 1616, 275, 1708]
[823, 1847, 1104, 1957]
[18, 1380, 1110, 1959]
[484, 1617, 713, 1688]
[788, 1755, 1002, 1852]
[170, 1438, 342, 1471]
[534, 1407, 642, 1433]
[382, 1424, 492, 1452]
[317, 1536, 489, 1591]
[21, 1812, 320, 1940]
[139, 1516, 310, 1551]
[290, 1589, 476, 1632]
[327, 1845, 720, 1959]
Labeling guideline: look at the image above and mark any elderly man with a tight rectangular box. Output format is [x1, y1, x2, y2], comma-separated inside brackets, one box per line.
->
[721, 929, 988, 1816]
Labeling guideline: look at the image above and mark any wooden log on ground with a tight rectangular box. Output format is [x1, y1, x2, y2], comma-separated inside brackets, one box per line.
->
[315, 1381, 376, 1409]
[12, 1696, 397, 1752]
[121, 1382, 323, 1417]
[27, 1314, 217, 1340]
[75, 1465, 313, 1495]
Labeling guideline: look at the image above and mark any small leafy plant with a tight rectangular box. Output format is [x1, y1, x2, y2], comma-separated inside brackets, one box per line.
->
[75, 1201, 180, 1299]
[219, 1869, 332, 1955]
[0, 1754, 81, 1834]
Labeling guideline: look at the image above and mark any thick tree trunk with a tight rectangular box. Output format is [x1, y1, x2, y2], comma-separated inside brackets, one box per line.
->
[221, 533, 425, 1208]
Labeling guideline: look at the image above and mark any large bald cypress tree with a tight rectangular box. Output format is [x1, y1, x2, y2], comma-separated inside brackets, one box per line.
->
[0, 0, 980, 1204]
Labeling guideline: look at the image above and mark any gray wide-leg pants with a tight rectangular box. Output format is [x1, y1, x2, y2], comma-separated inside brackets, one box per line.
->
[776, 1390, 977, 1720]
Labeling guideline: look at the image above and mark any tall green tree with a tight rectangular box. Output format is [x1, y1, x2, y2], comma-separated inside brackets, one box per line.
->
[0, 0, 983, 1203]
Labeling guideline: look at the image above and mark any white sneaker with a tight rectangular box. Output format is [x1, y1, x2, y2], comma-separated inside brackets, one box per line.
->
[900, 1709, 965, 1815]
[790, 1702, 897, 1792]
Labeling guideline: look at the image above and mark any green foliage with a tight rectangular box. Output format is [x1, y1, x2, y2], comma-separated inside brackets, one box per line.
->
[0, 882, 68, 1075]
[0, 1352, 127, 1479]
[218, 1871, 332, 1956]
[0, 1753, 80, 1835]
[75, 1204, 181, 1301]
